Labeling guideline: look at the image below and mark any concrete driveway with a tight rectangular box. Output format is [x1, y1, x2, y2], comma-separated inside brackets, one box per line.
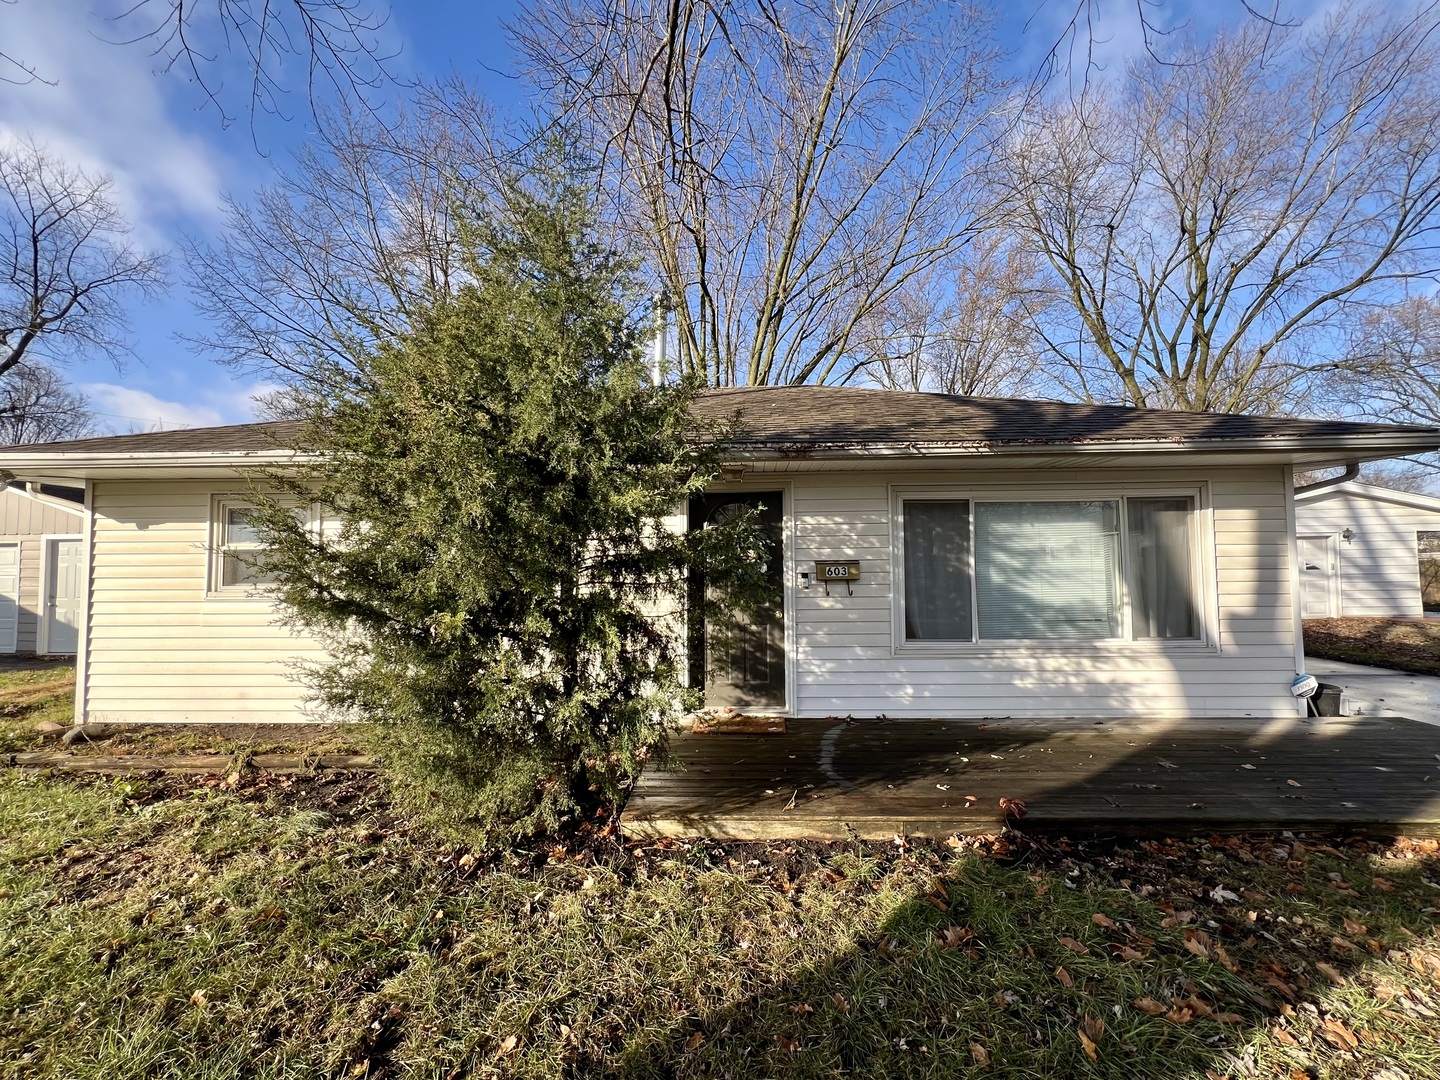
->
[1305, 656, 1440, 727]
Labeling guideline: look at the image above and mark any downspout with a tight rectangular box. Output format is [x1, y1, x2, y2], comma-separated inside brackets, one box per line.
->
[1292, 462, 1359, 497]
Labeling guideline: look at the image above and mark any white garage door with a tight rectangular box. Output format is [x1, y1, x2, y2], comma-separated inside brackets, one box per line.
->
[0, 543, 19, 653]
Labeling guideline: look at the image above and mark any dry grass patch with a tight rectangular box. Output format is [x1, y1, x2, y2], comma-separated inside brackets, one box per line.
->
[0, 661, 74, 750]
[0, 660, 355, 757]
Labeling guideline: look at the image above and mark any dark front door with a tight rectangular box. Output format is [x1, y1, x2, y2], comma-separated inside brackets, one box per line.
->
[689, 491, 785, 709]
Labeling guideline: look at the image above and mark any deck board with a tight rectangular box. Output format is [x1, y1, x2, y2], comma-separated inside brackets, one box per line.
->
[623, 715, 1440, 839]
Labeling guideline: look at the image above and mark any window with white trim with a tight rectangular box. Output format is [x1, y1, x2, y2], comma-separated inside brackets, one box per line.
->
[899, 493, 1201, 644]
[211, 499, 307, 593]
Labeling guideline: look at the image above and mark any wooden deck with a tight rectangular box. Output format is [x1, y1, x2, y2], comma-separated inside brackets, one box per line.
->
[624, 714, 1440, 839]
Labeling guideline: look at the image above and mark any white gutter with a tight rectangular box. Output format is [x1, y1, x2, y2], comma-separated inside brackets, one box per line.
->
[1293, 480, 1440, 513]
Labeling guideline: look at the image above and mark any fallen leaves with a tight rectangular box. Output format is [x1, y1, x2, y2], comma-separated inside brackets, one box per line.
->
[1054, 965, 1075, 989]
[968, 1040, 991, 1067]
[1212, 943, 1238, 973]
[999, 796, 1028, 819]
[936, 926, 982, 961]
[1133, 997, 1168, 1016]
[1058, 935, 1090, 955]
[1183, 929, 1214, 959]
[1315, 961, 1345, 986]
[1317, 1016, 1359, 1051]
[1165, 1004, 1196, 1025]
[1091, 912, 1119, 931]
[1077, 1015, 1105, 1061]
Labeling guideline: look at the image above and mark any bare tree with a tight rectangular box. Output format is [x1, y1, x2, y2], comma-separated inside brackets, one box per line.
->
[2, 0, 395, 130]
[863, 235, 1049, 398]
[0, 363, 96, 445]
[1337, 295, 1440, 428]
[0, 139, 166, 379]
[509, 0, 1010, 387]
[996, 3, 1440, 413]
[183, 89, 505, 392]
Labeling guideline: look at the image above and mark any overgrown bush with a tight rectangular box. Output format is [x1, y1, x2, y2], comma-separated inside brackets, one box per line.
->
[249, 164, 767, 839]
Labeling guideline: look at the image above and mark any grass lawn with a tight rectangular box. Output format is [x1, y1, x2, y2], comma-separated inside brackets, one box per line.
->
[0, 661, 357, 758]
[0, 660, 76, 750]
[1304, 618, 1440, 677]
[2, 768, 1440, 1079]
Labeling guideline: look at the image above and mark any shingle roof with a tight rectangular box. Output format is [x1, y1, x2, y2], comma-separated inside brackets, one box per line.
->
[689, 386, 1435, 446]
[3, 420, 306, 455]
[3, 386, 1433, 456]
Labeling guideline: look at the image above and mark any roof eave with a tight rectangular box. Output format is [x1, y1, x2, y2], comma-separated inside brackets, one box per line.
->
[0, 431, 1434, 481]
[0, 449, 319, 482]
[1294, 479, 1440, 513]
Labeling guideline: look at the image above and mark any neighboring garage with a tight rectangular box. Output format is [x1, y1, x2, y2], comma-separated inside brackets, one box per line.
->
[0, 484, 84, 655]
[1294, 480, 1440, 618]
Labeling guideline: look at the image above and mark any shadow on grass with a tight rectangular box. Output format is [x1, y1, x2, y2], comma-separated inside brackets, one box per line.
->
[576, 837, 1440, 1079]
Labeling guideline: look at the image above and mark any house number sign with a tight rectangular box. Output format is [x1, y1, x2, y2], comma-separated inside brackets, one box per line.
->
[814, 560, 861, 595]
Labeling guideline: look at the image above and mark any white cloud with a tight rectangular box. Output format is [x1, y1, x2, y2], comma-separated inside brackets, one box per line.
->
[0, 0, 232, 244]
[83, 379, 275, 433]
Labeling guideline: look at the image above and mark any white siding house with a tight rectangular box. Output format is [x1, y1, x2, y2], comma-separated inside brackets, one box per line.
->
[770, 464, 1296, 719]
[0, 485, 84, 656]
[83, 481, 328, 724]
[2, 387, 1437, 727]
[1293, 481, 1440, 618]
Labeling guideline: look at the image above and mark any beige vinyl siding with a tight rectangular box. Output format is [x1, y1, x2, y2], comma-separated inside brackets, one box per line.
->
[0, 488, 83, 654]
[783, 465, 1298, 719]
[83, 481, 325, 724]
[1294, 488, 1440, 617]
[83, 466, 1300, 724]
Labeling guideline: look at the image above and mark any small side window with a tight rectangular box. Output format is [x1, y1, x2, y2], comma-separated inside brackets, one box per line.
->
[212, 500, 306, 593]
[218, 505, 275, 587]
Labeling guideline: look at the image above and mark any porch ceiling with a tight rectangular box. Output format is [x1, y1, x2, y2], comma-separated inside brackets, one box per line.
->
[624, 715, 1440, 840]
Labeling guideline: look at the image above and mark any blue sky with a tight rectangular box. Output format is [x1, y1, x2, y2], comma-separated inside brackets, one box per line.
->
[0, 0, 1255, 433]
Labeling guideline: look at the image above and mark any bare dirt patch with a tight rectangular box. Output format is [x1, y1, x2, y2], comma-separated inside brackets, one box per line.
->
[1304, 617, 1440, 676]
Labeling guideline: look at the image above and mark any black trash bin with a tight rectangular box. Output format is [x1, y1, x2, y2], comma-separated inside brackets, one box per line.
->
[1308, 682, 1345, 717]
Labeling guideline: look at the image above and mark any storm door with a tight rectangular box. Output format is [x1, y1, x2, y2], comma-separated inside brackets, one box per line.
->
[688, 491, 785, 708]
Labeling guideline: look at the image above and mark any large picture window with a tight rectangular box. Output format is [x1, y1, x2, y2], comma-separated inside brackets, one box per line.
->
[900, 492, 1201, 644]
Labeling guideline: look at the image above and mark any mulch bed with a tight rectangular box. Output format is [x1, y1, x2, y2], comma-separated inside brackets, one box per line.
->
[1304, 617, 1440, 676]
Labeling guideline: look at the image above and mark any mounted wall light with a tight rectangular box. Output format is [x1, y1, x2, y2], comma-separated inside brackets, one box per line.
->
[1341, 528, 1355, 544]
[719, 464, 746, 482]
